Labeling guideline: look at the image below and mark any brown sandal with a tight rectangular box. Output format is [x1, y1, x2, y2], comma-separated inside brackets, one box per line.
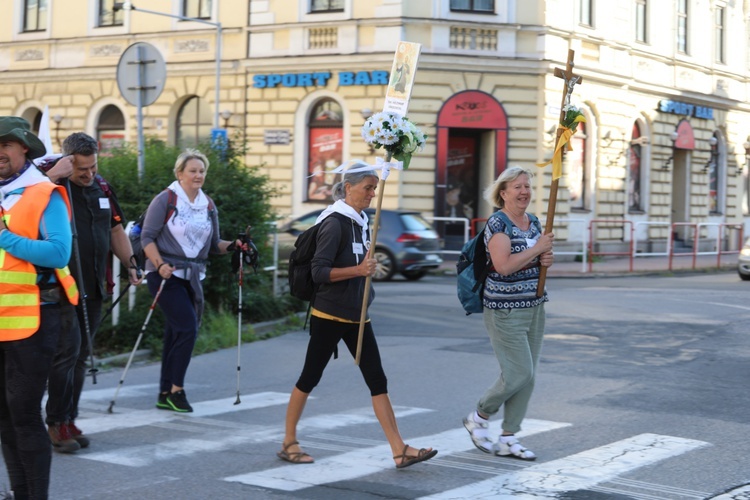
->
[393, 444, 438, 469]
[277, 440, 314, 464]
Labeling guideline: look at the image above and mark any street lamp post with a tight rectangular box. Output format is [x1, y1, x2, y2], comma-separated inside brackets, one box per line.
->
[113, 2, 223, 129]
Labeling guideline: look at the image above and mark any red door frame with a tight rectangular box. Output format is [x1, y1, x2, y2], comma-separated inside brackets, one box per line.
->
[435, 90, 508, 216]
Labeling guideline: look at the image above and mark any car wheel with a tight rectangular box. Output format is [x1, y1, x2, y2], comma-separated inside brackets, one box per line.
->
[740, 271, 750, 281]
[373, 247, 395, 281]
[401, 270, 427, 281]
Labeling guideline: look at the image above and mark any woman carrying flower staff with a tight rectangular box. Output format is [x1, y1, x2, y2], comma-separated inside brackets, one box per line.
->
[277, 167, 437, 469]
[353, 111, 427, 363]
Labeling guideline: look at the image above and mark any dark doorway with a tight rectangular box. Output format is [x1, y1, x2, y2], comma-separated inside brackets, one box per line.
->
[444, 130, 481, 237]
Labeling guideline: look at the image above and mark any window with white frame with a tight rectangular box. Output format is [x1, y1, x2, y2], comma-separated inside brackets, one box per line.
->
[23, 0, 48, 32]
[311, 0, 344, 12]
[677, 0, 688, 54]
[635, 0, 647, 43]
[306, 99, 343, 203]
[99, 0, 124, 27]
[714, 6, 725, 63]
[450, 0, 494, 12]
[184, 0, 212, 19]
[578, 0, 593, 26]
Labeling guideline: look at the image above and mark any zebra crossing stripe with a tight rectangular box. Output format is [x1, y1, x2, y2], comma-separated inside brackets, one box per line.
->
[223, 418, 569, 491]
[78, 405, 432, 467]
[83, 391, 290, 433]
[78, 383, 159, 402]
[708, 485, 750, 499]
[75, 391, 291, 435]
[419, 433, 710, 499]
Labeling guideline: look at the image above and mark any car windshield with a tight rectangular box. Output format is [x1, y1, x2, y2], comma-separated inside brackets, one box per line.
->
[400, 213, 434, 231]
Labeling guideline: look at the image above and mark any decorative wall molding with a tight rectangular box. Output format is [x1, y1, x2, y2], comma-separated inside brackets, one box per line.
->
[174, 39, 210, 53]
[16, 49, 44, 61]
[90, 44, 123, 57]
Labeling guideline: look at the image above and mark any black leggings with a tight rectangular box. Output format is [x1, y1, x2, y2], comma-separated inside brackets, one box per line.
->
[295, 316, 388, 396]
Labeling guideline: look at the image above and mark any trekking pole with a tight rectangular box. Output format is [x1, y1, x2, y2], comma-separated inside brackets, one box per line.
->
[234, 232, 245, 405]
[107, 278, 166, 414]
[94, 283, 130, 339]
[95, 257, 143, 337]
[64, 179, 98, 384]
[233, 226, 258, 405]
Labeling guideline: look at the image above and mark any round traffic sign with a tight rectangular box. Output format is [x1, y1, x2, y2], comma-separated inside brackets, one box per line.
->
[116, 42, 166, 107]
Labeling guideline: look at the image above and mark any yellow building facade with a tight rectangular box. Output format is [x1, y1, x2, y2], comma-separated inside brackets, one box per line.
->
[2, 0, 749, 252]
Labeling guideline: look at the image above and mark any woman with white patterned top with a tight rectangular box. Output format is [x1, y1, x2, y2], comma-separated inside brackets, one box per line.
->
[463, 166, 554, 461]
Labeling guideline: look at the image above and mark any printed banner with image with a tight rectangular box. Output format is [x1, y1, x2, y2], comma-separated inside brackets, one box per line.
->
[383, 41, 421, 116]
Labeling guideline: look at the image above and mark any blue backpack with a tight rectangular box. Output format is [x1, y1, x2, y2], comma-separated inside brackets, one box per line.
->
[456, 220, 493, 315]
[457, 212, 538, 315]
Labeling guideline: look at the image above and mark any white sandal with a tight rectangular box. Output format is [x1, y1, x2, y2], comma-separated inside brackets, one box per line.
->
[462, 413, 493, 454]
[493, 435, 536, 461]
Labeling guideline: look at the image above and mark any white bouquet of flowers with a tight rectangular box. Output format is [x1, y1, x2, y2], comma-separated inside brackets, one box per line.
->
[361, 111, 427, 169]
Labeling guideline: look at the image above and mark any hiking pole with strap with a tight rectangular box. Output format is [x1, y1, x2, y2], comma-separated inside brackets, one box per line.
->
[107, 278, 166, 414]
[234, 230, 245, 406]
[64, 179, 98, 384]
[232, 226, 258, 405]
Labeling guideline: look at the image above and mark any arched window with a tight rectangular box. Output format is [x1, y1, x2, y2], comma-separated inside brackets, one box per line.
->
[21, 108, 42, 135]
[628, 122, 644, 212]
[568, 120, 588, 210]
[96, 105, 126, 154]
[306, 99, 343, 203]
[176, 96, 212, 148]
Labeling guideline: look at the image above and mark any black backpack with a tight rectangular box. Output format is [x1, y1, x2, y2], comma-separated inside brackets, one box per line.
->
[129, 190, 214, 269]
[288, 213, 348, 302]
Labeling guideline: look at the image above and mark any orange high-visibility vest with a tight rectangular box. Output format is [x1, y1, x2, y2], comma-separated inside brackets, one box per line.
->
[0, 182, 79, 341]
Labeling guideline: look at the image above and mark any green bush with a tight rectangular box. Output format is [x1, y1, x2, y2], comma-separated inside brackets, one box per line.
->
[93, 137, 300, 356]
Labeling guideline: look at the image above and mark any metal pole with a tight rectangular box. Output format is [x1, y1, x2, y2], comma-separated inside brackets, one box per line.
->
[214, 24, 222, 130]
[63, 180, 98, 385]
[136, 44, 145, 181]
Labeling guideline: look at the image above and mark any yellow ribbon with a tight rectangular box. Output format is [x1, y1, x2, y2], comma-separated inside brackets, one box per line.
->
[536, 115, 586, 181]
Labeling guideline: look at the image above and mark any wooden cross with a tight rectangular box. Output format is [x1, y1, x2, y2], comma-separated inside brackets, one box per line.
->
[537, 49, 582, 296]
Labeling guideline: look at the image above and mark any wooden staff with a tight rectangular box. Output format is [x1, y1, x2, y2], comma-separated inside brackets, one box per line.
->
[355, 154, 391, 365]
[537, 49, 582, 297]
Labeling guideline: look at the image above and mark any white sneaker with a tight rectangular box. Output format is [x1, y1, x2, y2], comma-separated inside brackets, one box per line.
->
[493, 435, 536, 461]
[462, 412, 493, 454]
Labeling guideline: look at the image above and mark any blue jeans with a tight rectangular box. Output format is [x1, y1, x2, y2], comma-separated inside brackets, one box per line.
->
[478, 304, 545, 434]
[0, 304, 61, 500]
[148, 274, 198, 393]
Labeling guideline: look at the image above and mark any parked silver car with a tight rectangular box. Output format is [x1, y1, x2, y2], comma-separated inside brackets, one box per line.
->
[738, 237, 750, 281]
[276, 209, 443, 281]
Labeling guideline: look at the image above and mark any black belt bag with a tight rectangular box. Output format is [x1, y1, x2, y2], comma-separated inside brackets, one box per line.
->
[39, 286, 62, 304]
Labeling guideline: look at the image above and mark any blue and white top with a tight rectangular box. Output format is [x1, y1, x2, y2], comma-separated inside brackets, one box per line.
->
[482, 211, 548, 309]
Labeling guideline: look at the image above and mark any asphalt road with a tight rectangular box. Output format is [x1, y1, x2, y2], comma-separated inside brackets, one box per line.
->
[22, 271, 750, 499]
